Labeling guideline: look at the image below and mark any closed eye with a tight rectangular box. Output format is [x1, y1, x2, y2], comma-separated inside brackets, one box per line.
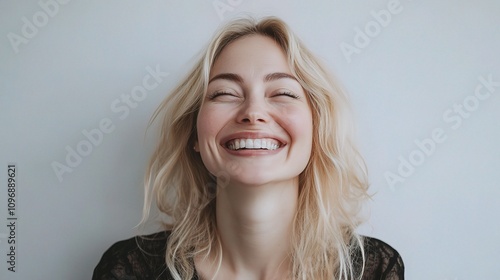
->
[207, 91, 238, 100]
[274, 91, 300, 99]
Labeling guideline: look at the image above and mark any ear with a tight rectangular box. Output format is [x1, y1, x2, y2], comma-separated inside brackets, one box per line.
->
[193, 141, 200, 152]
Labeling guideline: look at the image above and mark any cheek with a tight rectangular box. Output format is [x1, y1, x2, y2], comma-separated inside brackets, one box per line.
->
[196, 107, 220, 174]
[196, 106, 225, 143]
[280, 106, 313, 142]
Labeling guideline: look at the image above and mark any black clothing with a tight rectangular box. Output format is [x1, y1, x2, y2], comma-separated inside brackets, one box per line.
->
[93, 231, 404, 279]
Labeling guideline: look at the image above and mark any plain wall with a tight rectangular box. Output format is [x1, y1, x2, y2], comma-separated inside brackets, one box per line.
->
[1, 0, 499, 279]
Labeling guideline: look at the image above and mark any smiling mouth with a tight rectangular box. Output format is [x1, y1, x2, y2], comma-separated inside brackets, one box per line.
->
[225, 138, 283, 151]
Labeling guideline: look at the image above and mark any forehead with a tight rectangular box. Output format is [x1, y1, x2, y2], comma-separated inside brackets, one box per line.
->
[210, 35, 291, 77]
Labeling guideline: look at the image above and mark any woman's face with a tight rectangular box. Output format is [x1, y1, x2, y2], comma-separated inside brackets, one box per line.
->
[196, 35, 313, 187]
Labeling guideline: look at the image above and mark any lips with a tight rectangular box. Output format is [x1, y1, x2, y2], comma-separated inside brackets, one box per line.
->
[225, 138, 281, 150]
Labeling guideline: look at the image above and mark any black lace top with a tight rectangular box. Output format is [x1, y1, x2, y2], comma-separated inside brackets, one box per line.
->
[93, 231, 404, 279]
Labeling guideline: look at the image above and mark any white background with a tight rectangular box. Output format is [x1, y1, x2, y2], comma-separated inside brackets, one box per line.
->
[1, 0, 499, 279]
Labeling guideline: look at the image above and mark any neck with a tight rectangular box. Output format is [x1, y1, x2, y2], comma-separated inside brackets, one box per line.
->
[214, 179, 298, 279]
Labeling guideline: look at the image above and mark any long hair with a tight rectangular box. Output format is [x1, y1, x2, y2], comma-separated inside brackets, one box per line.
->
[142, 16, 369, 279]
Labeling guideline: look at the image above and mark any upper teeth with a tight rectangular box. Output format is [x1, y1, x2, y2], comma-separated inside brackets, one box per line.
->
[226, 138, 281, 150]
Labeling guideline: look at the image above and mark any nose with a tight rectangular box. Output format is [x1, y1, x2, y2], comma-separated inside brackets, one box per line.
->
[236, 96, 269, 124]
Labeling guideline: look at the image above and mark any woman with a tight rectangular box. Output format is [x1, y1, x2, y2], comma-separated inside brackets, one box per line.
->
[93, 17, 404, 280]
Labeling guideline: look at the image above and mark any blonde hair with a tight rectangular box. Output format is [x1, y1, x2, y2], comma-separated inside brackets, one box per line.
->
[142, 16, 369, 279]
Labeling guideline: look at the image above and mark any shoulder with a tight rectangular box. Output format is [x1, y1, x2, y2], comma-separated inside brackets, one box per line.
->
[92, 231, 173, 280]
[358, 236, 405, 280]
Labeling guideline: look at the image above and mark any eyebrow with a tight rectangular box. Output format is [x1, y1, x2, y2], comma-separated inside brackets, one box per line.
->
[208, 72, 298, 84]
[264, 72, 298, 82]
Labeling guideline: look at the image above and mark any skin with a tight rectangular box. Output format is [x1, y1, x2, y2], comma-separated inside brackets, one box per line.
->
[194, 34, 313, 280]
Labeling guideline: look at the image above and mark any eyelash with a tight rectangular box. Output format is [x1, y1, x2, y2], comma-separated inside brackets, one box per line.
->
[275, 91, 300, 99]
[207, 91, 234, 100]
[208, 91, 300, 100]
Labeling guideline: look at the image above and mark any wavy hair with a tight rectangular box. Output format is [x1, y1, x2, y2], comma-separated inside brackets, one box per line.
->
[142, 16, 369, 280]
